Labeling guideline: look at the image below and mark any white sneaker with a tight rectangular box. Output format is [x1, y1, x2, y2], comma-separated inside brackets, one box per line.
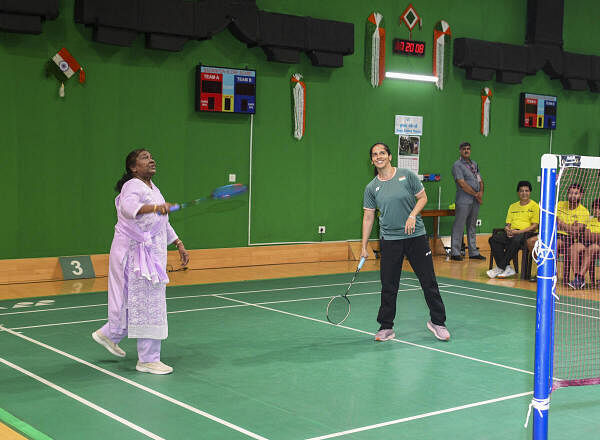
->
[136, 361, 173, 375]
[486, 266, 504, 279]
[497, 266, 517, 278]
[92, 330, 126, 358]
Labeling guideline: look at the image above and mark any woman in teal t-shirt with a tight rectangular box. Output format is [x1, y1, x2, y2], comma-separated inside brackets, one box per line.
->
[361, 143, 450, 342]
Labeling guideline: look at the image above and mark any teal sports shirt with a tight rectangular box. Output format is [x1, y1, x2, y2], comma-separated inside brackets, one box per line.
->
[363, 168, 426, 240]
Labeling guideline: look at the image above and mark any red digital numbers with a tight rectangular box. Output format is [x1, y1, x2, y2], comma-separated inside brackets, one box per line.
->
[393, 39, 426, 57]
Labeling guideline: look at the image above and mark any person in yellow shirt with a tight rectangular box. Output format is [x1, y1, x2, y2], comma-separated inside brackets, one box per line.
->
[557, 183, 590, 288]
[487, 181, 539, 278]
[577, 198, 600, 288]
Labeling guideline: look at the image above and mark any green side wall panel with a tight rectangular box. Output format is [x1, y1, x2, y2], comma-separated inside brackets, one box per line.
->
[2, 0, 600, 258]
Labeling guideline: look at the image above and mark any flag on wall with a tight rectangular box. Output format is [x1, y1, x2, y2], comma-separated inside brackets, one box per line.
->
[365, 12, 385, 88]
[433, 20, 451, 90]
[481, 87, 492, 136]
[48, 48, 85, 97]
[291, 73, 306, 140]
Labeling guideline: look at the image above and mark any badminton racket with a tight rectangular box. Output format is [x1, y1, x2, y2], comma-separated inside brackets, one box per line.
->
[169, 184, 248, 212]
[326, 256, 366, 325]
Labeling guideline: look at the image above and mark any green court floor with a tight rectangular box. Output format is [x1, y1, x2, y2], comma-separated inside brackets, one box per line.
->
[1, 272, 599, 439]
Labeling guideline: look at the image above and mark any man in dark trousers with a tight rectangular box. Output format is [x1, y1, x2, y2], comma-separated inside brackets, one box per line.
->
[450, 142, 486, 261]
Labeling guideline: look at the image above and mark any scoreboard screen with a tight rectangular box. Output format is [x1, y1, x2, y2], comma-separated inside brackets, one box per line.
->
[519, 93, 557, 130]
[196, 65, 256, 114]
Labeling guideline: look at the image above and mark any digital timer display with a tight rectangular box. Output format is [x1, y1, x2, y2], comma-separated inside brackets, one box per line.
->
[393, 39, 426, 57]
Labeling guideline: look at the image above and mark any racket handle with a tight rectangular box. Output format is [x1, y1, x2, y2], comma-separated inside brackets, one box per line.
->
[169, 204, 181, 212]
[357, 256, 366, 271]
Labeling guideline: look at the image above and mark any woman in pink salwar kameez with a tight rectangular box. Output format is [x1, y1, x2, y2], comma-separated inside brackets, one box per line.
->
[92, 149, 189, 375]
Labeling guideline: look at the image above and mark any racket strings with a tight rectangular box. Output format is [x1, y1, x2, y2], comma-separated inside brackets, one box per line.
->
[327, 296, 351, 325]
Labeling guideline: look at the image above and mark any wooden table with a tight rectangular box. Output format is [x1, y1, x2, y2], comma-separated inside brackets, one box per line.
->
[421, 209, 455, 254]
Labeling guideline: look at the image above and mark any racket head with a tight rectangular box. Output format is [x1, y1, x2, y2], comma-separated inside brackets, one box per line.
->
[211, 184, 248, 200]
[326, 295, 351, 325]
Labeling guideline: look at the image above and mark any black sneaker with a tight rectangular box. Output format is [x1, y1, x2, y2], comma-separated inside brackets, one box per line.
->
[469, 254, 486, 260]
[450, 255, 463, 261]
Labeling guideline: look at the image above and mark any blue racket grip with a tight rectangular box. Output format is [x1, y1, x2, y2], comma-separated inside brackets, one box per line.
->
[169, 204, 181, 212]
[357, 256, 366, 271]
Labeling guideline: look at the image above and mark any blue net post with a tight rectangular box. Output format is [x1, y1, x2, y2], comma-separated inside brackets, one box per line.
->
[532, 154, 558, 440]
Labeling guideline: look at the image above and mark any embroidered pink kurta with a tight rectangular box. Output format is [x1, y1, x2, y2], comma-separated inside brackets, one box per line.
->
[107, 178, 178, 340]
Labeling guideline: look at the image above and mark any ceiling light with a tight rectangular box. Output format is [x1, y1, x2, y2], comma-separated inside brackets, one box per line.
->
[385, 72, 438, 82]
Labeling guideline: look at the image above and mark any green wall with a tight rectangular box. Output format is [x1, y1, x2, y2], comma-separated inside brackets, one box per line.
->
[2, 0, 600, 259]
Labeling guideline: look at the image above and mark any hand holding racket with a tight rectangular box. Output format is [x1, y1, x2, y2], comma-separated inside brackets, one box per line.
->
[169, 184, 248, 212]
[326, 257, 366, 325]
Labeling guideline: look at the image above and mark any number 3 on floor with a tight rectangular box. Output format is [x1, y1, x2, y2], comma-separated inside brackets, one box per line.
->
[58, 256, 96, 280]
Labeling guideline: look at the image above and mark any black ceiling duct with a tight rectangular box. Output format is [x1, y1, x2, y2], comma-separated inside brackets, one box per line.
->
[74, 0, 354, 67]
[0, 0, 59, 34]
[454, 0, 600, 92]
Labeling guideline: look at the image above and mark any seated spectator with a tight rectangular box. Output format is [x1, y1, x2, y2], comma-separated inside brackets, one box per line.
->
[557, 183, 590, 288]
[487, 181, 539, 279]
[576, 198, 600, 288]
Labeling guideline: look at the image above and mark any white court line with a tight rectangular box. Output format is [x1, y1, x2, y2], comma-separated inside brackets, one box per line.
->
[7, 317, 107, 330]
[431, 278, 600, 313]
[0, 280, 378, 317]
[0, 325, 270, 440]
[304, 390, 533, 440]
[0, 276, 537, 318]
[8, 284, 598, 332]
[0, 356, 165, 440]
[167, 280, 378, 301]
[213, 295, 533, 376]
[432, 285, 600, 319]
[0, 303, 107, 316]
[401, 279, 536, 302]
[4, 289, 423, 331]
[431, 279, 535, 299]
[436, 288, 536, 309]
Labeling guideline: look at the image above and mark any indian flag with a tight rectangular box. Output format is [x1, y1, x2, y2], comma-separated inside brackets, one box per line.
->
[50, 48, 85, 83]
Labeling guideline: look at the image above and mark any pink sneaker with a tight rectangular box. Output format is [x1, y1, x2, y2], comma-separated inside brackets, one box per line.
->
[374, 329, 395, 341]
[427, 321, 450, 341]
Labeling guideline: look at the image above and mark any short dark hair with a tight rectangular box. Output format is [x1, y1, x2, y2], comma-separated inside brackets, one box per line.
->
[516, 180, 532, 192]
[567, 183, 584, 193]
[459, 142, 470, 150]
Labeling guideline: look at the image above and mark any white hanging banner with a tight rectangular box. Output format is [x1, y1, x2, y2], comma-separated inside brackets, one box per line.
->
[366, 12, 385, 88]
[291, 73, 306, 140]
[433, 20, 451, 90]
[481, 87, 492, 137]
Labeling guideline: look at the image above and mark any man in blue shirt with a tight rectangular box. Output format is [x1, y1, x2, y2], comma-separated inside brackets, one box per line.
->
[450, 142, 486, 261]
